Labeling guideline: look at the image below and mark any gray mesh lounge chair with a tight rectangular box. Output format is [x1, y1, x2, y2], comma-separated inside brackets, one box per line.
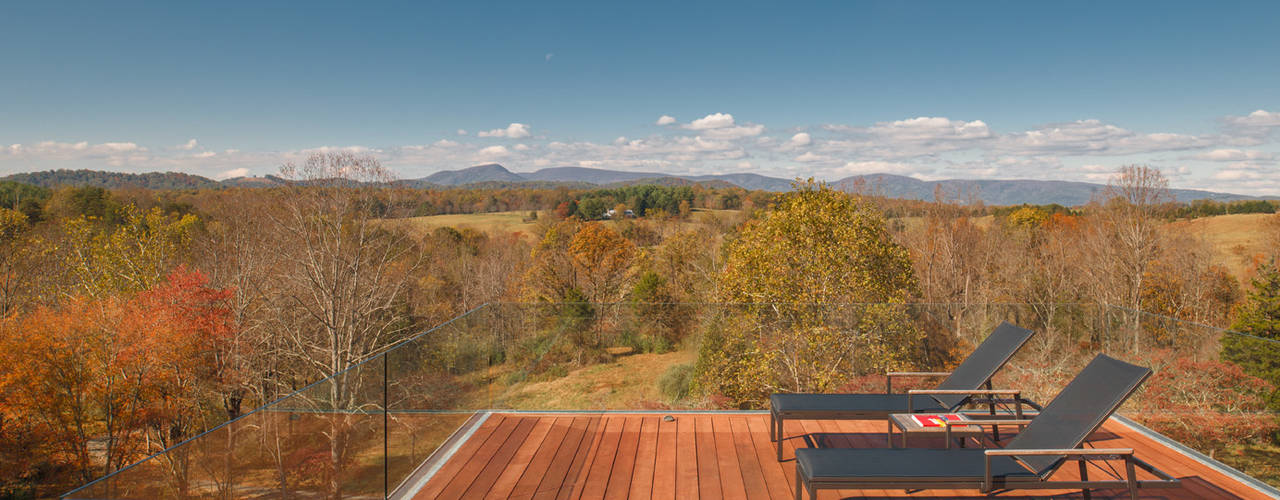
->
[770, 321, 1038, 460]
[793, 354, 1180, 500]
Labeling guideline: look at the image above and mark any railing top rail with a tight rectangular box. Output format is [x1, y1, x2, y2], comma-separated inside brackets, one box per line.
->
[1105, 303, 1280, 346]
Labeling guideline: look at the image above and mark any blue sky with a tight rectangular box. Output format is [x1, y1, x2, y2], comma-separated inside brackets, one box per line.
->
[2, 1, 1279, 193]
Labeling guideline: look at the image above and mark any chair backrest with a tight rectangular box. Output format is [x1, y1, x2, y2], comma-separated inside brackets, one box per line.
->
[932, 321, 1035, 409]
[1004, 354, 1152, 477]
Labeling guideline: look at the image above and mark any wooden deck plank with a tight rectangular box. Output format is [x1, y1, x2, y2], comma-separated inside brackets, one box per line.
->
[436, 415, 523, 500]
[729, 416, 773, 500]
[545, 415, 601, 500]
[569, 415, 622, 500]
[693, 415, 723, 499]
[651, 414, 678, 500]
[461, 416, 538, 498]
[711, 415, 750, 499]
[603, 416, 642, 499]
[626, 416, 658, 499]
[743, 415, 793, 500]
[674, 415, 699, 499]
[484, 416, 557, 500]
[412, 413, 1272, 500]
[508, 416, 574, 499]
[413, 414, 506, 499]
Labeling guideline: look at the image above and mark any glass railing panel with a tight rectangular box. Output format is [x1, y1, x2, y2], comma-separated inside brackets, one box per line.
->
[384, 304, 495, 493]
[65, 302, 1280, 497]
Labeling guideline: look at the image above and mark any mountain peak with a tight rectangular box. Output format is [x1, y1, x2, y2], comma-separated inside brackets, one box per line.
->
[419, 163, 524, 185]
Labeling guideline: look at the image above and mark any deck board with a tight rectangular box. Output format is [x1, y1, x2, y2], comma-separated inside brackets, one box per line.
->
[412, 412, 1272, 499]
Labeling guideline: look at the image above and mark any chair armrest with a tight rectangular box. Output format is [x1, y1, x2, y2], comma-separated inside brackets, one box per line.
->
[885, 372, 950, 393]
[983, 449, 1134, 492]
[908, 389, 1022, 395]
[906, 389, 1022, 413]
[945, 419, 1033, 427]
[985, 448, 1133, 456]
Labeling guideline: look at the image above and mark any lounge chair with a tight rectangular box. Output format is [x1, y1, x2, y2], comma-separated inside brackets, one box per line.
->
[793, 354, 1180, 500]
[770, 321, 1038, 460]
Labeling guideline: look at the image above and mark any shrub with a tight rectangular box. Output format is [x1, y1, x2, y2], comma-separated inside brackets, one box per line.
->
[659, 363, 695, 402]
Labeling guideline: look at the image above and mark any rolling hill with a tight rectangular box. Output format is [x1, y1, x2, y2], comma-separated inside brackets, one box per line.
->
[0, 165, 1262, 206]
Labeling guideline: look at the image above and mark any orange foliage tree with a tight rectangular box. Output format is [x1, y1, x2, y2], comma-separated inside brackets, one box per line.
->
[0, 266, 235, 489]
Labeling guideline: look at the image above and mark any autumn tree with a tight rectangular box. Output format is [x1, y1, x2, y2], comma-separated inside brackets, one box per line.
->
[126, 267, 236, 496]
[523, 220, 584, 303]
[0, 208, 32, 316]
[270, 152, 420, 499]
[904, 186, 995, 305]
[1086, 165, 1172, 344]
[0, 268, 234, 488]
[697, 180, 927, 406]
[58, 204, 199, 298]
[568, 222, 636, 303]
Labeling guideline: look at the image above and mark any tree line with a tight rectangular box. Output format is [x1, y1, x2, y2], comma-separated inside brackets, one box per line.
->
[1, 160, 1278, 495]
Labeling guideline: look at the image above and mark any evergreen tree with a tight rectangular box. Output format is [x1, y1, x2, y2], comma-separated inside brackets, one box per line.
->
[1223, 262, 1280, 408]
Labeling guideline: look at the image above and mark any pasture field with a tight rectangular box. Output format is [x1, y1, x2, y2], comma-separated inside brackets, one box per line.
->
[389, 211, 542, 239]
[389, 208, 745, 241]
[490, 348, 698, 410]
[391, 210, 1278, 282]
[1167, 213, 1275, 280]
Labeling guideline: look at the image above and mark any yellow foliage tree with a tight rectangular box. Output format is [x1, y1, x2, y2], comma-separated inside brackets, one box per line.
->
[59, 205, 199, 297]
[697, 180, 925, 406]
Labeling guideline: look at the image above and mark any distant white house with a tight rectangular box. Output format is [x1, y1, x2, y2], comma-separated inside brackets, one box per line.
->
[602, 209, 637, 219]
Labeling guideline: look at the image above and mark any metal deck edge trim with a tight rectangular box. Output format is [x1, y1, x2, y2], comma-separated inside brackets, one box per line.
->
[390, 411, 491, 500]
[1112, 415, 1280, 499]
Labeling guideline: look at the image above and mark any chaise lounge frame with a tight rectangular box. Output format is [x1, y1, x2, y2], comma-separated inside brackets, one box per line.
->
[769, 321, 1040, 460]
[792, 354, 1181, 500]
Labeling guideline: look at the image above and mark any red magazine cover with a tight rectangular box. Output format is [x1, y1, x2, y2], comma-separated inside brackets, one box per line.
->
[912, 414, 963, 427]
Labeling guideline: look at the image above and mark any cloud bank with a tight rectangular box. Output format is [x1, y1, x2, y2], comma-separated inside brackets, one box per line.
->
[5, 110, 1280, 195]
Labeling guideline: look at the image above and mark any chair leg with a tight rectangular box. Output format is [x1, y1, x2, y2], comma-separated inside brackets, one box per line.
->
[776, 417, 784, 461]
[770, 412, 777, 442]
[1078, 460, 1092, 500]
[794, 469, 802, 500]
[1125, 457, 1139, 500]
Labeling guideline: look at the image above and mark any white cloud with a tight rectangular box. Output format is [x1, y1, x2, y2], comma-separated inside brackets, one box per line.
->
[1224, 110, 1280, 129]
[837, 160, 922, 176]
[545, 53, 554, 62]
[301, 145, 375, 155]
[794, 152, 828, 163]
[869, 117, 992, 142]
[994, 120, 1209, 156]
[702, 124, 765, 140]
[7, 109, 1280, 195]
[477, 123, 531, 138]
[215, 167, 250, 180]
[684, 113, 735, 130]
[477, 145, 510, 158]
[1188, 149, 1275, 162]
[457, 129, 468, 136]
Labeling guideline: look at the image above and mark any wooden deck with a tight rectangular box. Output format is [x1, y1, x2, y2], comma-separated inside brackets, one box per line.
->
[410, 412, 1272, 499]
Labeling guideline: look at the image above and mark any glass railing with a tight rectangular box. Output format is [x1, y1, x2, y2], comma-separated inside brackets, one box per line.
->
[63, 302, 1280, 498]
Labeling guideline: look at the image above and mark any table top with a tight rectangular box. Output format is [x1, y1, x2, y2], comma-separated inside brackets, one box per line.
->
[889, 412, 985, 434]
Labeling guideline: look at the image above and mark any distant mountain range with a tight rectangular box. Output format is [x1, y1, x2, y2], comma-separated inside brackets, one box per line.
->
[409, 164, 1255, 205]
[0, 165, 1260, 206]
